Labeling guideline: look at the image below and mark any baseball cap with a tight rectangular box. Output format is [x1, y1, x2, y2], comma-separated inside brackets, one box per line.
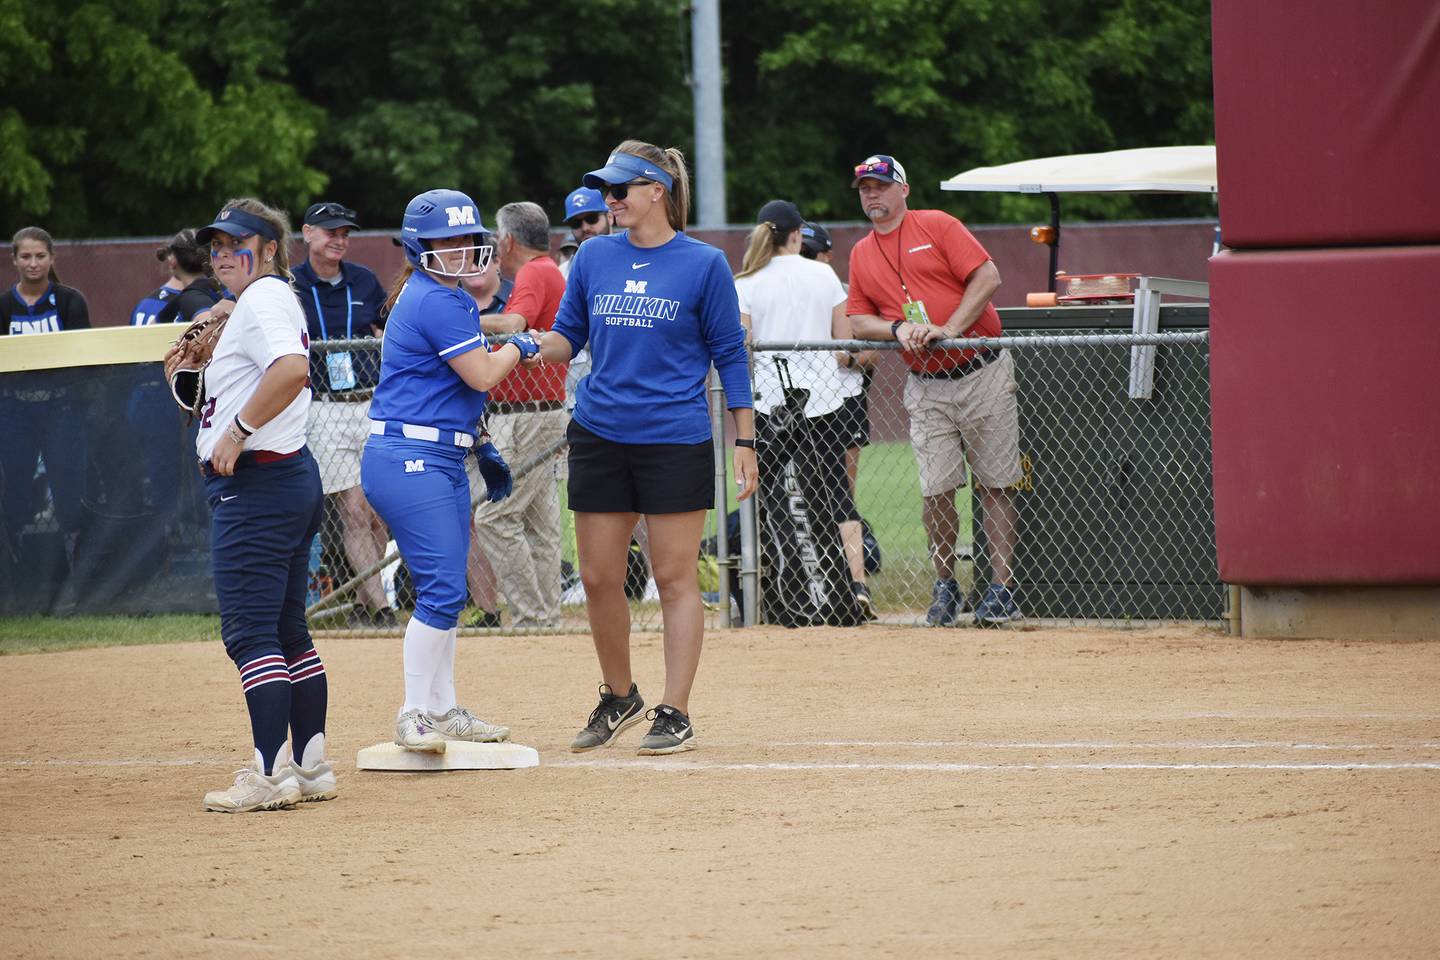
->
[563, 187, 608, 221]
[799, 220, 833, 258]
[851, 154, 908, 188]
[304, 202, 359, 230]
[756, 199, 804, 234]
[582, 151, 675, 191]
[196, 206, 279, 244]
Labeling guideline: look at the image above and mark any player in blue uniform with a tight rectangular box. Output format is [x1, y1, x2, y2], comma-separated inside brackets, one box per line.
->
[1, 227, 91, 563]
[361, 189, 540, 753]
[188, 199, 332, 813]
[530, 140, 758, 755]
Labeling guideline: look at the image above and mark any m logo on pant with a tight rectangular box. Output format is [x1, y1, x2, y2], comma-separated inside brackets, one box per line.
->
[404, 459, 426, 473]
[623, 279, 648, 294]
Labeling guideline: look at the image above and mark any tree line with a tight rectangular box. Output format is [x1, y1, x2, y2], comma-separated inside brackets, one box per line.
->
[1, 0, 1213, 239]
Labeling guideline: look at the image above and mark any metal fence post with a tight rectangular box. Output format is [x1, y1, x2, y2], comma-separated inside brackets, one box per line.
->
[708, 368, 730, 627]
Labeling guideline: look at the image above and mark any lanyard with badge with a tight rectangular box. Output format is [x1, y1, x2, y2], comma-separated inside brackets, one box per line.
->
[312, 283, 357, 390]
[877, 218, 931, 326]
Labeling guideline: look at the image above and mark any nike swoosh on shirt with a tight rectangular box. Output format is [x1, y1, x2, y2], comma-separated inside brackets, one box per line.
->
[220, 494, 238, 502]
[631, 262, 651, 269]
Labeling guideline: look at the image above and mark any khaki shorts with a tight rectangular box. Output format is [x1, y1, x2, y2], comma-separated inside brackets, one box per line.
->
[307, 398, 373, 494]
[904, 350, 1021, 496]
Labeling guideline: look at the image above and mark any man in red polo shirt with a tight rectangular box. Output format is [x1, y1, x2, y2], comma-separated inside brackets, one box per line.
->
[473, 201, 569, 629]
[846, 154, 1022, 626]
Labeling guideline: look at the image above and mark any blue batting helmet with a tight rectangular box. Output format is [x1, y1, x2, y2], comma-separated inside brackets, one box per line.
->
[399, 189, 491, 277]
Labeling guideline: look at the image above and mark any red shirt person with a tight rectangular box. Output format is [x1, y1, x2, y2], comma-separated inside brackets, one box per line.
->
[845, 154, 1023, 626]
[473, 201, 569, 628]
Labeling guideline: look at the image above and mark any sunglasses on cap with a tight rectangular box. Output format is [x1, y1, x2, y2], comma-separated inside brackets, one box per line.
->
[568, 212, 603, 228]
[602, 180, 653, 201]
[854, 160, 893, 178]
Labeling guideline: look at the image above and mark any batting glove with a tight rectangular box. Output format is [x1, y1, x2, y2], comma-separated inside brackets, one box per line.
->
[475, 442, 513, 502]
[508, 333, 541, 360]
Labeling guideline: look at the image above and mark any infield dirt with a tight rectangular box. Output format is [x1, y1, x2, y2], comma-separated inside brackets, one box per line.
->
[2, 624, 1437, 959]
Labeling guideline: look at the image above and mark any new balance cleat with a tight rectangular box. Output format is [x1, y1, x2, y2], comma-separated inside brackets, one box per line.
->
[570, 683, 645, 753]
[636, 704, 695, 755]
[290, 759, 337, 802]
[427, 705, 510, 743]
[203, 766, 302, 813]
[974, 582, 1023, 626]
[395, 708, 447, 753]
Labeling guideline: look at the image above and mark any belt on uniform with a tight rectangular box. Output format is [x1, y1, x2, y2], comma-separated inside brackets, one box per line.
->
[488, 400, 564, 415]
[911, 349, 1000, 380]
[200, 448, 303, 478]
[369, 420, 475, 448]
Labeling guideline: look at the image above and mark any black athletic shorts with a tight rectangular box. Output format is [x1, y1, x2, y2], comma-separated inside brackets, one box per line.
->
[810, 390, 871, 455]
[567, 420, 714, 514]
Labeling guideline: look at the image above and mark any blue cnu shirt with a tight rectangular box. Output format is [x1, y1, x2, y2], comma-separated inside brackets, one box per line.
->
[552, 231, 751, 444]
[369, 271, 490, 437]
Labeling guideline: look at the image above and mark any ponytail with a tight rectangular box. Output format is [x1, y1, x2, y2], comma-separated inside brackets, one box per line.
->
[613, 139, 690, 231]
[736, 223, 785, 279]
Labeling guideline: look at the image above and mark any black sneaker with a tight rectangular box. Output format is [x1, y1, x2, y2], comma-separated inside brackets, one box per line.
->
[852, 581, 878, 622]
[570, 683, 645, 752]
[636, 705, 695, 755]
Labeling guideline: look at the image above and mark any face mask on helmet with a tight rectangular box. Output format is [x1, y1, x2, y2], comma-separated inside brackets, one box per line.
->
[416, 240, 493, 278]
[399, 189, 494, 279]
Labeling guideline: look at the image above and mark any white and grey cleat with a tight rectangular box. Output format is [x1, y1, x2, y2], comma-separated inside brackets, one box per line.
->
[427, 705, 510, 743]
[203, 766, 302, 813]
[395, 708, 447, 753]
[290, 758, 337, 802]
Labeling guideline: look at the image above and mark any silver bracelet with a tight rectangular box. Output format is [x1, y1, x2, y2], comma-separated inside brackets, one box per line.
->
[226, 422, 246, 445]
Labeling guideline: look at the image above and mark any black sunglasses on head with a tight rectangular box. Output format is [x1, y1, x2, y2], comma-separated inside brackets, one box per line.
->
[602, 180, 653, 201]
[311, 202, 357, 221]
[568, 212, 603, 228]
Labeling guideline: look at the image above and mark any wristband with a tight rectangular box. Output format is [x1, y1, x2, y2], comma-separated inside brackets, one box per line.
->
[234, 415, 255, 436]
[891, 319, 905, 340]
[734, 438, 756, 449]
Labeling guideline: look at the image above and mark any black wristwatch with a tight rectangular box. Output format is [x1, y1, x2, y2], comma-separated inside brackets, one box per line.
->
[891, 319, 905, 340]
[734, 438, 756, 449]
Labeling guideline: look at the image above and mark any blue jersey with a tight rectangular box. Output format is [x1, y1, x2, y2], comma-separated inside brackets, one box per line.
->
[369, 270, 490, 437]
[2, 283, 89, 336]
[553, 231, 751, 444]
[130, 285, 181, 326]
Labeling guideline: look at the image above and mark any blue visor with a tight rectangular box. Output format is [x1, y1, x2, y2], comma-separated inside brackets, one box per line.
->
[582, 152, 674, 192]
[196, 207, 279, 244]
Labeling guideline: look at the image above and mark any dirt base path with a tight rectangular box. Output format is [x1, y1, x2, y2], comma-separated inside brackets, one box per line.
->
[2, 624, 1437, 959]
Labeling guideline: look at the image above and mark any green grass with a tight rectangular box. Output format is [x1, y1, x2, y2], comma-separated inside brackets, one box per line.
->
[0, 615, 220, 656]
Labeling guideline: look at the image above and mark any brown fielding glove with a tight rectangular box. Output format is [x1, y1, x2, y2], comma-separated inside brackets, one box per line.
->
[164, 308, 230, 419]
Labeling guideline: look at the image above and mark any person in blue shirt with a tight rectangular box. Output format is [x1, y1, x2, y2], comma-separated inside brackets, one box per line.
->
[292, 201, 397, 628]
[360, 188, 540, 754]
[1, 227, 91, 563]
[530, 140, 758, 756]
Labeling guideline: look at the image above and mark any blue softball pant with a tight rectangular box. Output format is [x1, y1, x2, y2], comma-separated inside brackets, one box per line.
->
[206, 449, 324, 667]
[360, 436, 470, 630]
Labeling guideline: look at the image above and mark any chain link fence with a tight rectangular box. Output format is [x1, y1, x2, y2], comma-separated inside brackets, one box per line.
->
[743, 325, 1221, 628]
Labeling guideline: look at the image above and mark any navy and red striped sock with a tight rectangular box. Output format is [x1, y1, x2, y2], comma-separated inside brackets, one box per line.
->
[287, 648, 328, 768]
[238, 655, 291, 775]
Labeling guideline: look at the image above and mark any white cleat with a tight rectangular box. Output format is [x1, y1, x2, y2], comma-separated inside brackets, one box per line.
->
[395, 708, 447, 753]
[290, 759, 337, 802]
[427, 705, 510, 743]
[203, 766, 302, 813]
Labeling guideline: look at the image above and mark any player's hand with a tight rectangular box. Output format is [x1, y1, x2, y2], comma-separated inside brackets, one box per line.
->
[733, 445, 758, 502]
[210, 430, 243, 477]
[475, 442, 513, 502]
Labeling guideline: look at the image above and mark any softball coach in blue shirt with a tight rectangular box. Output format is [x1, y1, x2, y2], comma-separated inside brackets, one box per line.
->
[530, 140, 757, 756]
[361, 189, 540, 754]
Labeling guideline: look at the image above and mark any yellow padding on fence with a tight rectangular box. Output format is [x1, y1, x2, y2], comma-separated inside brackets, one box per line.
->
[0, 324, 178, 373]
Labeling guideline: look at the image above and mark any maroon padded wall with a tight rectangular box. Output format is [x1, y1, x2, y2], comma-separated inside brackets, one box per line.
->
[1209, 246, 1440, 585]
[1212, 0, 1440, 248]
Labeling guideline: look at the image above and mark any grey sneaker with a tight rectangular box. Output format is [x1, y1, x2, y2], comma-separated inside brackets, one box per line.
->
[974, 582, 1023, 626]
[570, 683, 645, 753]
[203, 765, 302, 813]
[636, 704, 695, 755]
[290, 759, 337, 802]
[926, 578, 962, 627]
[395, 708, 447, 753]
[427, 705, 510, 743]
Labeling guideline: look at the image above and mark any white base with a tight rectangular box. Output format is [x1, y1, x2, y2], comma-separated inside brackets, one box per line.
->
[356, 741, 540, 771]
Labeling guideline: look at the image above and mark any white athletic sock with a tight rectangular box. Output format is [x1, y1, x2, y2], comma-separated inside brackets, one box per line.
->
[427, 628, 458, 717]
[401, 618, 450, 714]
[296, 732, 326, 770]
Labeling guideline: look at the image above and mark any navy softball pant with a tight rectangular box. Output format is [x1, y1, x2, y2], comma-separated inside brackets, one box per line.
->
[206, 448, 324, 667]
[360, 436, 470, 630]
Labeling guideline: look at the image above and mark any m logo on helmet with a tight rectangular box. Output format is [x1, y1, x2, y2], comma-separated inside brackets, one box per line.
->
[445, 206, 476, 227]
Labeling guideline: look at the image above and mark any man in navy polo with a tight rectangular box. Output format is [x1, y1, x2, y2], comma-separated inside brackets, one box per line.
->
[292, 202, 396, 627]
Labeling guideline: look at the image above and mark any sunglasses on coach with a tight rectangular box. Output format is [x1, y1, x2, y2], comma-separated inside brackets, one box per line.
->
[602, 180, 653, 201]
[854, 160, 891, 178]
[568, 212, 603, 228]
[312, 202, 357, 220]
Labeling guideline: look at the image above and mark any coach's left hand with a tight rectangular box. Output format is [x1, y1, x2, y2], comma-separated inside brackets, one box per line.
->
[733, 445, 758, 502]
